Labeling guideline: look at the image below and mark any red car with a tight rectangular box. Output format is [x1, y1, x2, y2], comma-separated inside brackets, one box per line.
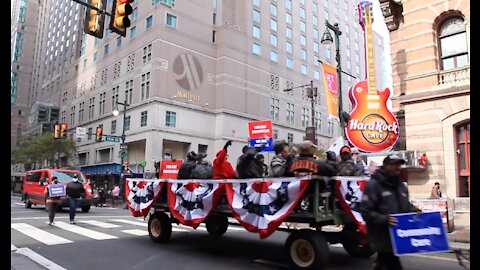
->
[22, 169, 93, 212]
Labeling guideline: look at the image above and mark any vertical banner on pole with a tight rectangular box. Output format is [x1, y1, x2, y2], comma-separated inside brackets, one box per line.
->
[321, 61, 339, 120]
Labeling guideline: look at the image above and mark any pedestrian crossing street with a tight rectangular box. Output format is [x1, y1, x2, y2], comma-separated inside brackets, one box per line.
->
[11, 218, 247, 247]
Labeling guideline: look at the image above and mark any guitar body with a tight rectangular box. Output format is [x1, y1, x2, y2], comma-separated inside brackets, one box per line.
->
[345, 80, 399, 152]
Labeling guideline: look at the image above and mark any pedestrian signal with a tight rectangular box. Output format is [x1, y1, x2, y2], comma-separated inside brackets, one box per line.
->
[109, 0, 133, 37]
[60, 123, 68, 138]
[83, 0, 107, 38]
[53, 124, 61, 139]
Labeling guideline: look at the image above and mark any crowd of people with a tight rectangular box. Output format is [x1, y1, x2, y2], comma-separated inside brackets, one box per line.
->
[173, 139, 375, 181]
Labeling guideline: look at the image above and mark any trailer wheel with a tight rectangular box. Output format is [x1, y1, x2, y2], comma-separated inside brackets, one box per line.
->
[205, 216, 228, 237]
[148, 212, 172, 243]
[341, 225, 375, 258]
[286, 229, 329, 270]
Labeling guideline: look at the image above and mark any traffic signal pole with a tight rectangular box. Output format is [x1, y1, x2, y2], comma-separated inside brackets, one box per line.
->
[71, 0, 112, 16]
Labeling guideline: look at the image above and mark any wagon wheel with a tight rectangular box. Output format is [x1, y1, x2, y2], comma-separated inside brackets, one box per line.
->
[205, 216, 228, 237]
[341, 224, 375, 258]
[148, 212, 172, 243]
[285, 229, 329, 270]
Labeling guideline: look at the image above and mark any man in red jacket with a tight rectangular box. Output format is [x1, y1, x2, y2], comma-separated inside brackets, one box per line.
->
[213, 140, 236, 179]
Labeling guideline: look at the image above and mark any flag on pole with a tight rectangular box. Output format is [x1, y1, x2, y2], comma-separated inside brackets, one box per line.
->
[321, 61, 340, 119]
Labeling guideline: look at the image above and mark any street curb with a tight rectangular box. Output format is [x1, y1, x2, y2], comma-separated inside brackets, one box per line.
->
[448, 237, 470, 244]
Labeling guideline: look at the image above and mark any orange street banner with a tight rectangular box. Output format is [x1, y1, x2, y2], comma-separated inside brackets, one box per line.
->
[321, 62, 339, 119]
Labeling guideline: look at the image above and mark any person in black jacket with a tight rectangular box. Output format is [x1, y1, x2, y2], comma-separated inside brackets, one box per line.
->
[66, 174, 85, 224]
[177, 151, 198, 179]
[360, 154, 419, 270]
[236, 145, 264, 179]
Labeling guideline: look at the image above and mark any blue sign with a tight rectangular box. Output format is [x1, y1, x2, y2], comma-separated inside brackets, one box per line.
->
[48, 184, 66, 198]
[389, 212, 450, 255]
[249, 137, 274, 152]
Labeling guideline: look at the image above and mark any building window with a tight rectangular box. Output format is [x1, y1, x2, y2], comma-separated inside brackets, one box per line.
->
[300, 21, 306, 32]
[111, 120, 117, 134]
[166, 13, 177, 28]
[300, 8, 306, 18]
[141, 72, 151, 100]
[252, 43, 261, 55]
[93, 52, 98, 62]
[112, 86, 119, 110]
[252, 10, 260, 23]
[313, 29, 319, 39]
[286, 27, 292, 39]
[456, 122, 470, 197]
[326, 48, 331, 60]
[117, 36, 122, 47]
[124, 116, 131, 131]
[286, 13, 292, 24]
[315, 112, 322, 131]
[88, 127, 92, 140]
[270, 51, 278, 62]
[273, 129, 279, 140]
[286, 0, 292, 10]
[301, 64, 307, 75]
[286, 58, 293, 69]
[99, 92, 106, 115]
[313, 16, 318, 26]
[439, 17, 468, 70]
[146, 15, 153, 29]
[252, 25, 261, 39]
[301, 35, 306, 46]
[287, 133, 293, 143]
[270, 3, 277, 16]
[270, 34, 278, 47]
[270, 19, 278, 32]
[313, 2, 318, 12]
[165, 111, 176, 127]
[328, 121, 334, 134]
[104, 44, 109, 55]
[132, 8, 138, 21]
[252, 0, 260, 7]
[301, 49, 307, 61]
[125, 80, 133, 104]
[301, 108, 310, 128]
[143, 44, 152, 64]
[130, 26, 137, 38]
[314, 70, 320, 80]
[270, 98, 279, 120]
[286, 41, 293, 54]
[83, 59, 88, 69]
[286, 103, 294, 124]
[140, 111, 148, 127]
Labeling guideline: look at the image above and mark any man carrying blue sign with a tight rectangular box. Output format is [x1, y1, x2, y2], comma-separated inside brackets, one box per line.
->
[44, 177, 64, 225]
[360, 154, 420, 270]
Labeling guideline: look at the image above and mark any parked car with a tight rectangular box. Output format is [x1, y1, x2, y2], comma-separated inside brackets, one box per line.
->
[22, 168, 92, 212]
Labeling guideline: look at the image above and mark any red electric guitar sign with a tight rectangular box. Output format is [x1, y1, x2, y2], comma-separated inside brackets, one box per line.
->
[345, 1, 399, 152]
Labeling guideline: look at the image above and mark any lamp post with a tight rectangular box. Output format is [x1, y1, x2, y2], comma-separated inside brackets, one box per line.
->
[321, 21, 348, 130]
[283, 80, 318, 145]
[112, 101, 129, 171]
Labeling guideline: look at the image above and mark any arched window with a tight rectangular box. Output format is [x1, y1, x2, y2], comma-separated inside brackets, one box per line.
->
[438, 17, 468, 70]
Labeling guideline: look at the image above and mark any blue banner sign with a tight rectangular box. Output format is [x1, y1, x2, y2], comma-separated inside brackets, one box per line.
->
[249, 137, 274, 152]
[389, 212, 450, 255]
[48, 184, 66, 198]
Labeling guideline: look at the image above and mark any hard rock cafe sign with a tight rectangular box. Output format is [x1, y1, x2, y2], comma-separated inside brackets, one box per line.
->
[345, 1, 400, 153]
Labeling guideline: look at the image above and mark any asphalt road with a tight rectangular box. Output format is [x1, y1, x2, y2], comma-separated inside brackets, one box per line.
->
[11, 196, 466, 270]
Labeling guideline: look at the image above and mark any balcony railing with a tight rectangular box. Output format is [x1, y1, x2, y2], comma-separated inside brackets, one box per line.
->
[438, 65, 470, 85]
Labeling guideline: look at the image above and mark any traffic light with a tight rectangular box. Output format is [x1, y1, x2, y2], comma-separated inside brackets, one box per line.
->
[53, 124, 61, 139]
[109, 0, 133, 37]
[83, 0, 107, 38]
[60, 123, 68, 138]
[95, 127, 103, 142]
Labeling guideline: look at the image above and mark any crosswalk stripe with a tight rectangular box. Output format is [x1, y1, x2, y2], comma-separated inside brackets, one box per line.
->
[12, 223, 73, 245]
[78, 220, 121, 228]
[122, 229, 148, 236]
[51, 222, 118, 240]
[111, 219, 147, 227]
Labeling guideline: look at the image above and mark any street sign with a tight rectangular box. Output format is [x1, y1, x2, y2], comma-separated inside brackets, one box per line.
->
[140, 160, 147, 167]
[248, 120, 273, 139]
[389, 212, 450, 255]
[105, 136, 121, 142]
[76, 127, 87, 139]
[120, 144, 128, 150]
[118, 150, 128, 158]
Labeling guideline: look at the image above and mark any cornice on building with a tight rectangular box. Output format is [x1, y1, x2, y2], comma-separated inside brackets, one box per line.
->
[379, 0, 404, 32]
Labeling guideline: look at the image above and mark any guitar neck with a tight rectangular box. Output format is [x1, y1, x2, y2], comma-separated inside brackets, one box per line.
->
[364, 12, 377, 95]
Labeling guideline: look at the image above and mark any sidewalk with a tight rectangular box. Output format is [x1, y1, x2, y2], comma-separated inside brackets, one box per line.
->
[448, 227, 470, 244]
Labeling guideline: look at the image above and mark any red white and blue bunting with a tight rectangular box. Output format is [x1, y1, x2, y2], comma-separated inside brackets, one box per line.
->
[167, 182, 222, 229]
[334, 177, 369, 234]
[125, 177, 369, 238]
[225, 177, 309, 239]
[125, 179, 163, 217]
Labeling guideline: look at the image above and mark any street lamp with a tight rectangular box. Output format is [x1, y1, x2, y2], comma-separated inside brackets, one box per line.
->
[283, 81, 318, 145]
[321, 21, 350, 130]
[112, 101, 129, 171]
